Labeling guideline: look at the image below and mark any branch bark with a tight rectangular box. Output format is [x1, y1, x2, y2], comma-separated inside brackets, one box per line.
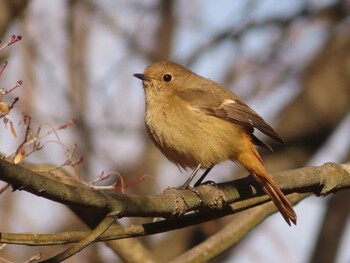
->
[0, 193, 308, 247]
[40, 212, 118, 263]
[0, 160, 349, 220]
[1, 160, 349, 262]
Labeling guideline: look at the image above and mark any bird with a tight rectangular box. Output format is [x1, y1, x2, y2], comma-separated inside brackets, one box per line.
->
[133, 61, 297, 225]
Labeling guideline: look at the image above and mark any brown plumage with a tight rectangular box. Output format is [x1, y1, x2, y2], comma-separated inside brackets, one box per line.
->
[134, 61, 297, 225]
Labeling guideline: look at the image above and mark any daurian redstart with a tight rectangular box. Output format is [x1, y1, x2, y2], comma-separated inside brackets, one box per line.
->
[134, 61, 297, 225]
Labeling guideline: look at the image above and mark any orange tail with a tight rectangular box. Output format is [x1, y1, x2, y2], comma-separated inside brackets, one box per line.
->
[236, 143, 297, 225]
[254, 171, 297, 225]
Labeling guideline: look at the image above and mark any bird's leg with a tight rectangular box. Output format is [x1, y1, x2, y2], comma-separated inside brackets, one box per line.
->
[194, 166, 213, 187]
[179, 163, 202, 189]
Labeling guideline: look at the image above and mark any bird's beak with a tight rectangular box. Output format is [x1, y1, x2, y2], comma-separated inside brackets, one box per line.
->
[133, 73, 150, 81]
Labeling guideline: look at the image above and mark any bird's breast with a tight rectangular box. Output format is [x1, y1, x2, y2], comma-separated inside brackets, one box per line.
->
[144, 95, 245, 169]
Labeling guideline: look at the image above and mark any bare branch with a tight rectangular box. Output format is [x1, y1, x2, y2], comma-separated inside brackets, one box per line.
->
[0, 160, 349, 219]
[0, 161, 349, 262]
[0, 193, 307, 248]
[39, 212, 118, 263]
[0, 161, 349, 251]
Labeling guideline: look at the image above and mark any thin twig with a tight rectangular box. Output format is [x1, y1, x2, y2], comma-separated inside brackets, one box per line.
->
[39, 212, 119, 263]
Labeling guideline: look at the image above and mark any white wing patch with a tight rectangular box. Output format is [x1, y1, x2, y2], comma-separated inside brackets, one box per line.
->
[220, 99, 236, 108]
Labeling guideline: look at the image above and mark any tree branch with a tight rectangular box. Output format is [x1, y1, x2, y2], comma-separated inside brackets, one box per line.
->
[0, 161, 349, 249]
[0, 160, 349, 220]
[169, 193, 309, 263]
[0, 193, 307, 247]
[39, 212, 118, 263]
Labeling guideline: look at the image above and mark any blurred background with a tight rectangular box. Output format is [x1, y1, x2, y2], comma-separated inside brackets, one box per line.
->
[0, 0, 349, 262]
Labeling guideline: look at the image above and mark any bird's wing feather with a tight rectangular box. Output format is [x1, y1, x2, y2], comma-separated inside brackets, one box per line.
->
[175, 87, 284, 144]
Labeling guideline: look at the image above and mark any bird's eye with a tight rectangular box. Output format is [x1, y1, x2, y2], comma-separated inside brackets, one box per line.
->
[162, 74, 173, 82]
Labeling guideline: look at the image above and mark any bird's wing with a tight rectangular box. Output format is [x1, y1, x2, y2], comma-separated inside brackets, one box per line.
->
[175, 87, 284, 144]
